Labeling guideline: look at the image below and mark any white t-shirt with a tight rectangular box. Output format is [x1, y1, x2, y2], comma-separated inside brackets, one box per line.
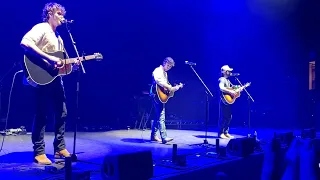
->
[219, 77, 233, 104]
[21, 22, 65, 85]
[21, 22, 64, 53]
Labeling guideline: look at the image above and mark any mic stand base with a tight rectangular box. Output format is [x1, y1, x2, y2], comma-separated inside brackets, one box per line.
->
[71, 153, 78, 162]
[190, 93, 215, 149]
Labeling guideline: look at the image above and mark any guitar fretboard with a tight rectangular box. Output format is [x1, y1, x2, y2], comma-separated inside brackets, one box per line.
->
[64, 55, 96, 64]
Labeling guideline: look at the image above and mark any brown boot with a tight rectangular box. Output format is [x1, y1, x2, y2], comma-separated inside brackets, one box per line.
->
[219, 134, 228, 139]
[162, 137, 174, 144]
[54, 149, 71, 159]
[34, 154, 52, 165]
[225, 133, 234, 139]
[151, 136, 162, 142]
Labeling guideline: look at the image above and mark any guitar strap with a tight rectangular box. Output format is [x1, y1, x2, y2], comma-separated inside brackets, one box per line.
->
[57, 35, 70, 59]
[163, 71, 169, 84]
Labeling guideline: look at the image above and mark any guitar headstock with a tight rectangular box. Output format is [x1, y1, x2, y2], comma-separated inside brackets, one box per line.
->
[94, 53, 103, 61]
[244, 82, 251, 87]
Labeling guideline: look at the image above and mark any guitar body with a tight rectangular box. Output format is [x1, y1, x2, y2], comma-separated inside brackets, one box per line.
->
[155, 83, 184, 103]
[221, 87, 241, 104]
[221, 82, 251, 104]
[156, 84, 174, 103]
[23, 51, 72, 87]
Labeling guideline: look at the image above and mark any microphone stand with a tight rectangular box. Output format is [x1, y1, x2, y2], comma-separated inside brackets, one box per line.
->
[234, 77, 254, 137]
[65, 21, 86, 162]
[187, 64, 214, 147]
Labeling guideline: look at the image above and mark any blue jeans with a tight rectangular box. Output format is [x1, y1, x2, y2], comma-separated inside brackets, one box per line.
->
[151, 96, 167, 140]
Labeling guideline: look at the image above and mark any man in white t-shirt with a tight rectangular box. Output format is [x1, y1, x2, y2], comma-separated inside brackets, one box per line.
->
[150, 57, 182, 144]
[20, 2, 77, 165]
[218, 65, 237, 139]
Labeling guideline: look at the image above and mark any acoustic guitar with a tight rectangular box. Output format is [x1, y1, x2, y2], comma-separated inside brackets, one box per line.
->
[22, 50, 103, 87]
[156, 83, 184, 103]
[221, 82, 251, 104]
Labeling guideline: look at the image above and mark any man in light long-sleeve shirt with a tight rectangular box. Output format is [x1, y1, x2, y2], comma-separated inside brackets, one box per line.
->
[150, 57, 181, 144]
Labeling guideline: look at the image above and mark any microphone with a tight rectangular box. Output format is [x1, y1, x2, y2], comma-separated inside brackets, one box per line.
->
[185, 61, 196, 66]
[230, 73, 240, 76]
[61, 19, 74, 23]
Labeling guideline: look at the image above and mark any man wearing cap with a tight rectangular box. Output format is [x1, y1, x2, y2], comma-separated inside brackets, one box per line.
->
[218, 65, 237, 139]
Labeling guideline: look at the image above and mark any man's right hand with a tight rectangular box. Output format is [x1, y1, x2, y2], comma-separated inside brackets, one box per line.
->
[48, 55, 61, 63]
[47, 55, 64, 68]
[229, 90, 237, 96]
[56, 60, 64, 68]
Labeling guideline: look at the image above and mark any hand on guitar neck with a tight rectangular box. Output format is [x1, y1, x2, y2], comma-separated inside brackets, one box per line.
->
[228, 82, 251, 97]
[171, 83, 184, 92]
[235, 82, 251, 92]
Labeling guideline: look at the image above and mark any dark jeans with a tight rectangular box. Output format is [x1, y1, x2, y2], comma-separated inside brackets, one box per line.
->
[219, 100, 232, 135]
[32, 78, 67, 156]
[150, 95, 167, 140]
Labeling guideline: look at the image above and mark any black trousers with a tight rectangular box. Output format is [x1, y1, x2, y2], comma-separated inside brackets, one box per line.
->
[32, 77, 67, 156]
[219, 100, 232, 134]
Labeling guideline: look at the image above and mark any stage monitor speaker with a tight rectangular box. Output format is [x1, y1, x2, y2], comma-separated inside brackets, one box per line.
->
[101, 150, 153, 180]
[226, 137, 255, 157]
[301, 128, 316, 139]
[274, 131, 294, 147]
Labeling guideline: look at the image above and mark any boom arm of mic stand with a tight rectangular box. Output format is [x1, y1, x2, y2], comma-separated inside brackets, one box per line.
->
[234, 77, 254, 102]
[65, 23, 86, 74]
[188, 65, 213, 97]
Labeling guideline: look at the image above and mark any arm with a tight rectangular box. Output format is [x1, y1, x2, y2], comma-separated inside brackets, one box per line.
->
[20, 24, 60, 63]
[229, 81, 240, 90]
[153, 68, 173, 90]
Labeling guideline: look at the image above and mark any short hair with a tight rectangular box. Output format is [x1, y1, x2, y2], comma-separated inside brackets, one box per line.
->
[163, 57, 175, 66]
[42, 2, 66, 22]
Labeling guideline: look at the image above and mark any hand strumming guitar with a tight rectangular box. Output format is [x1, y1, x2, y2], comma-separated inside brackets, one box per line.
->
[54, 59, 65, 69]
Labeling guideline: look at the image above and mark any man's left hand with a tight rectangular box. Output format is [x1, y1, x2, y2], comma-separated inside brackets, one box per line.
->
[75, 59, 81, 65]
[73, 59, 81, 71]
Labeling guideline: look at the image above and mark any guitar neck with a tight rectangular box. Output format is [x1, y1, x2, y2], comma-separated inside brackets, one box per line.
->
[239, 84, 250, 91]
[64, 55, 96, 64]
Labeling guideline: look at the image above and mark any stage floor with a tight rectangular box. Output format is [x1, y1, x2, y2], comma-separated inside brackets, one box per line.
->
[0, 127, 304, 179]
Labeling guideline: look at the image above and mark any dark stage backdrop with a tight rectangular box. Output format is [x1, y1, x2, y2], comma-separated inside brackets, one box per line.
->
[0, 0, 318, 132]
